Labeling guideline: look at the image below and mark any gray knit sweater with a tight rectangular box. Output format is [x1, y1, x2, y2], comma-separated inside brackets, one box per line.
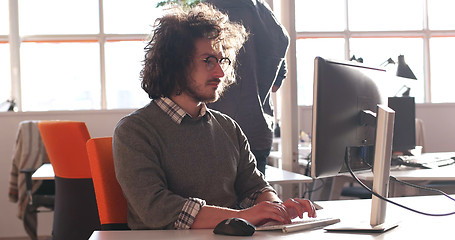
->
[113, 101, 270, 229]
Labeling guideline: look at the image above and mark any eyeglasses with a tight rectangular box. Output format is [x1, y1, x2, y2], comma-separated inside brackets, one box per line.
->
[202, 56, 231, 72]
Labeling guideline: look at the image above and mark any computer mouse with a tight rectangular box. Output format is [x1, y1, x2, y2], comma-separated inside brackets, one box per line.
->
[213, 218, 256, 236]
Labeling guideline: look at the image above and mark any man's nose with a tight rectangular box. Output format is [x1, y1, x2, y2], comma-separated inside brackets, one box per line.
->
[212, 63, 225, 78]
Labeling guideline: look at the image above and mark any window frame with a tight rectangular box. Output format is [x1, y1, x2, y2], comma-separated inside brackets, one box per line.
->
[6, 0, 455, 111]
[7, 0, 150, 111]
[295, 0, 455, 105]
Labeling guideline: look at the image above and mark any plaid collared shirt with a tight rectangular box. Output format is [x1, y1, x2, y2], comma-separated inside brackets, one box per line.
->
[155, 97, 208, 124]
[154, 97, 275, 229]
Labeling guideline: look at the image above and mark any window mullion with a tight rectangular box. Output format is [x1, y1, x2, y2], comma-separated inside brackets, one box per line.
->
[423, 0, 431, 103]
[344, 0, 350, 60]
[99, 0, 106, 109]
[8, 0, 21, 111]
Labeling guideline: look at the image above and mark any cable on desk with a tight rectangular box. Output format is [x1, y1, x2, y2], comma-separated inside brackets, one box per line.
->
[345, 157, 455, 217]
[304, 178, 325, 200]
[360, 155, 455, 201]
[389, 176, 455, 202]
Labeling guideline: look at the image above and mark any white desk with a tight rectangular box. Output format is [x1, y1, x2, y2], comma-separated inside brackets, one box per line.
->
[89, 194, 455, 239]
[358, 164, 455, 182]
[31, 164, 312, 197]
[31, 163, 54, 180]
[265, 165, 312, 198]
[265, 165, 312, 185]
[32, 164, 311, 182]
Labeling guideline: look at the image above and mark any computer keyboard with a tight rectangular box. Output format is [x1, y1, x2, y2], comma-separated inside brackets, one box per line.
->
[256, 217, 340, 233]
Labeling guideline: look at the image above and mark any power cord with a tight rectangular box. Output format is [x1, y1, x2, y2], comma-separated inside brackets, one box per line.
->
[345, 157, 455, 217]
[304, 178, 325, 200]
[390, 176, 455, 201]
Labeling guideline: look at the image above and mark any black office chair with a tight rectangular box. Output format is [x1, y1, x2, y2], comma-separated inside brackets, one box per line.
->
[20, 168, 55, 240]
[340, 183, 372, 199]
[21, 168, 55, 209]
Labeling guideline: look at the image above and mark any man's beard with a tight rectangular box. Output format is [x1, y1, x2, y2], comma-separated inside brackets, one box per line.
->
[186, 79, 225, 103]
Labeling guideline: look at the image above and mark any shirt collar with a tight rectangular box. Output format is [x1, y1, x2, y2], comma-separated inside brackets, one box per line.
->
[154, 97, 209, 124]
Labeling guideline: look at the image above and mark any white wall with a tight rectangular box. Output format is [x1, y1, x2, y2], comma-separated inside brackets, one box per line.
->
[414, 103, 455, 152]
[0, 109, 132, 238]
[298, 103, 455, 153]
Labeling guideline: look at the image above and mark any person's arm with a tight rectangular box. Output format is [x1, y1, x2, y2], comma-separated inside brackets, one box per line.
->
[272, 60, 287, 93]
[191, 201, 291, 228]
[191, 190, 317, 228]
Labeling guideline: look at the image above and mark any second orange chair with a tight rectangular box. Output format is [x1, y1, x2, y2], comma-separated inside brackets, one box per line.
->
[86, 137, 129, 230]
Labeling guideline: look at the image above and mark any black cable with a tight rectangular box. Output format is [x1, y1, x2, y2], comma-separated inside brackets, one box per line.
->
[345, 157, 455, 217]
[304, 178, 325, 200]
[361, 155, 455, 201]
[390, 176, 455, 202]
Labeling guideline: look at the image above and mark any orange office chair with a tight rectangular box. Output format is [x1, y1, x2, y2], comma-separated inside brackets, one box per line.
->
[38, 121, 100, 240]
[86, 137, 129, 230]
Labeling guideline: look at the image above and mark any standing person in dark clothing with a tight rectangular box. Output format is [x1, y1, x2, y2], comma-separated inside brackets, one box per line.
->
[206, 0, 290, 175]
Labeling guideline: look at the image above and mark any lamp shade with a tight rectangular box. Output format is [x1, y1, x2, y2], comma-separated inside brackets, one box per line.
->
[396, 55, 417, 80]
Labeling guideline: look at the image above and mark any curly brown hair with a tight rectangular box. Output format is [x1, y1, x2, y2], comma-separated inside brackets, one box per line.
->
[141, 3, 248, 99]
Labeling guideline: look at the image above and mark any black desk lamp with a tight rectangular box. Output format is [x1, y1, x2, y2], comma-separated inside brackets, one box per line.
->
[350, 55, 363, 63]
[396, 55, 417, 80]
[381, 55, 417, 97]
[0, 99, 17, 112]
[380, 57, 396, 66]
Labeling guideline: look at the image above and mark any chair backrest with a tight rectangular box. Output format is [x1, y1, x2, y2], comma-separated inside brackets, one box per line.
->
[38, 121, 92, 178]
[87, 137, 129, 230]
[38, 120, 101, 240]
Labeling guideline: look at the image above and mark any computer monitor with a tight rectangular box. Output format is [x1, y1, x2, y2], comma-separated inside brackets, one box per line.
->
[311, 57, 390, 178]
[388, 96, 416, 154]
[310, 57, 399, 232]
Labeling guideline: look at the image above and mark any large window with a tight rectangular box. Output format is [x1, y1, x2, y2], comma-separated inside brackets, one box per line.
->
[20, 42, 101, 111]
[296, 0, 455, 106]
[1, 0, 10, 108]
[6, 0, 162, 111]
[0, 43, 10, 110]
[4, 0, 455, 111]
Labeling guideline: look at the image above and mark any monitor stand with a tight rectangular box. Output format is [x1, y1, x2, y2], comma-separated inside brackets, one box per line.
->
[325, 105, 399, 233]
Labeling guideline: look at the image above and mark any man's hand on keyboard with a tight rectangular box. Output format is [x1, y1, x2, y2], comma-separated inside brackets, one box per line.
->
[282, 198, 317, 219]
[236, 190, 317, 227]
[237, 201, 293, 225]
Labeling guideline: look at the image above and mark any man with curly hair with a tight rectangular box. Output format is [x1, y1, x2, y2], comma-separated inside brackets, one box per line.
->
[113, 3, 315, 230]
